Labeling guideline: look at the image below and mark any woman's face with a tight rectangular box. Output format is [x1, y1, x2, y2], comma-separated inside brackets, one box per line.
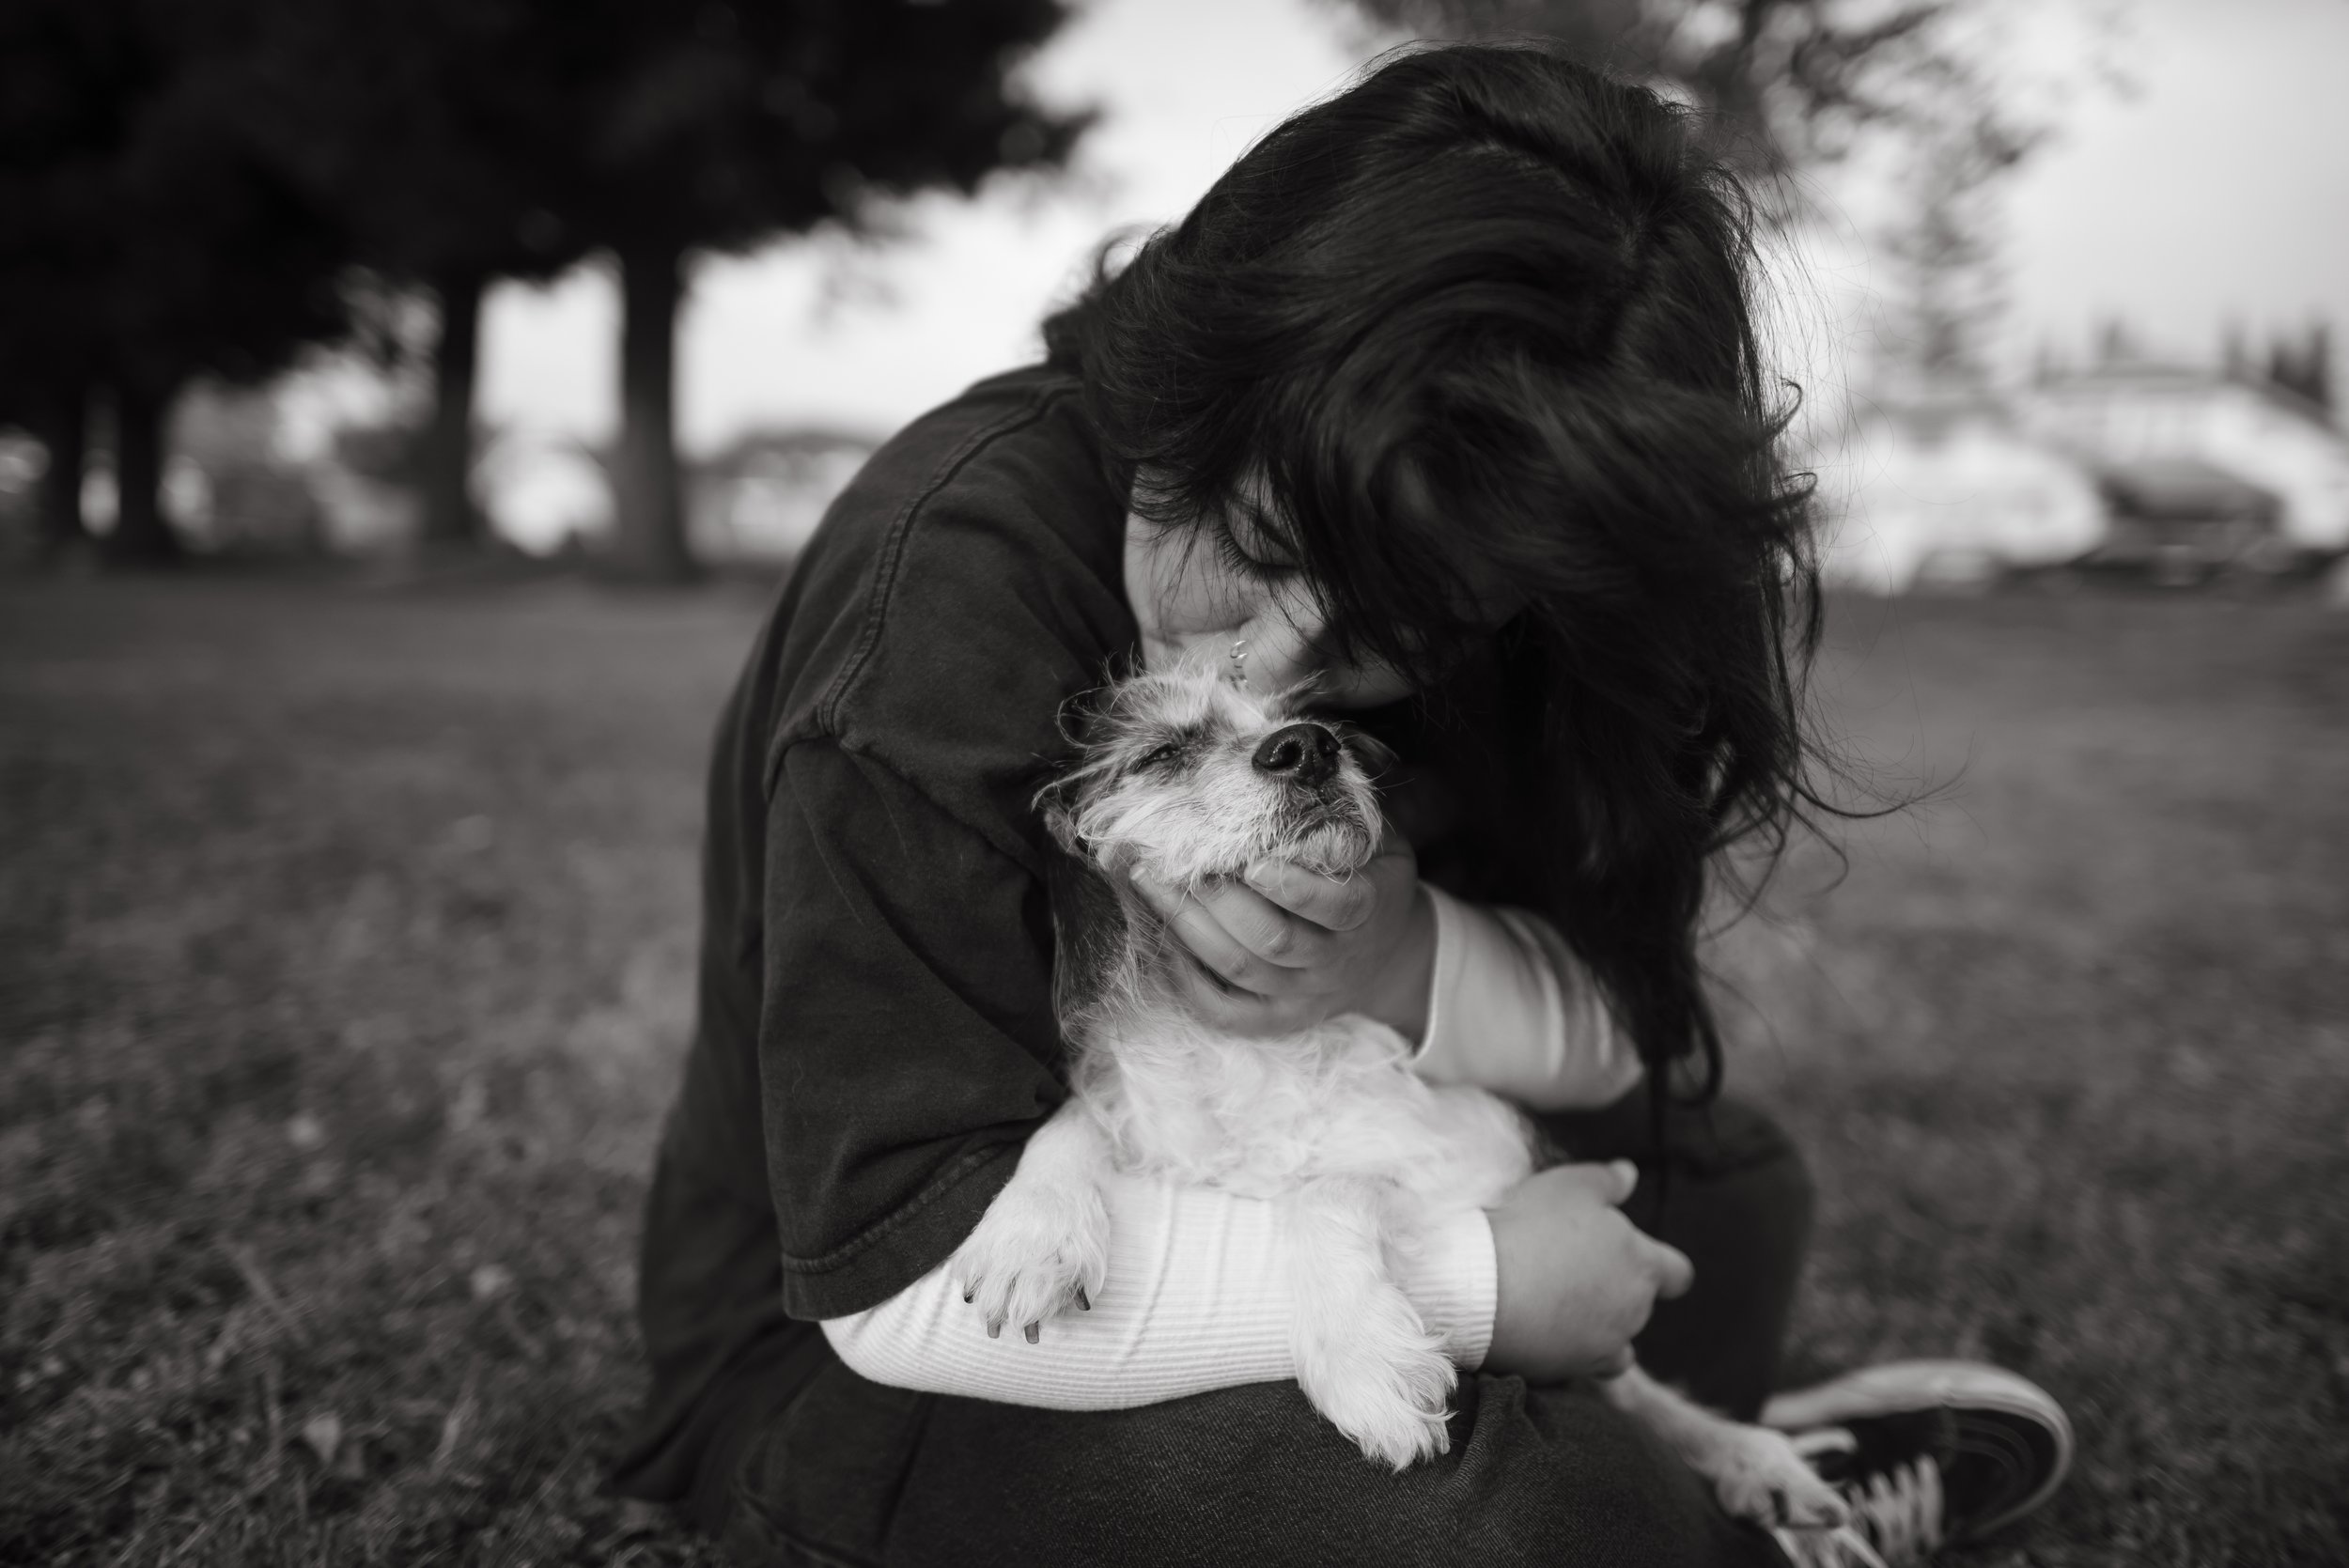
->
[1122, 503, 1419, 711]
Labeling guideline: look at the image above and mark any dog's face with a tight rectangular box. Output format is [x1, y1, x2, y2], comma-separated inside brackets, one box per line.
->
[1043, 667, 1389, 889]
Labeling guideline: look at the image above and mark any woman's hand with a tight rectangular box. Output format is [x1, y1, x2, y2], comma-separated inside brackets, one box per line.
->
[1130, 826, 1436, 1040]
[1484, 1161, 1693, 1382]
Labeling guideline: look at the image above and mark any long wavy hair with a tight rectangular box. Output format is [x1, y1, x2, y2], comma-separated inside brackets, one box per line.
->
[1043, 42, 1826, 1110]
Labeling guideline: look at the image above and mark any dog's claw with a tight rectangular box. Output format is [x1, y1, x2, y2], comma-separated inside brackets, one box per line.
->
[986, 1319, 1002, 1339]
[1772, 1488, 1788, 1528]
[1074, 1287, 1090, 1312]
[961, 1287, 974, 1304]
[1023, 1322, 1040, 1344]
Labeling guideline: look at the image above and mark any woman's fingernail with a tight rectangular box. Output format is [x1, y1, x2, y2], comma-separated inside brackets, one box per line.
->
[1610, 1159, 1639, 1192]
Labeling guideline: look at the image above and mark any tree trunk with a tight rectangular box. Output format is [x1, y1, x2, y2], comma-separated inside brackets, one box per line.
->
[612, 241, 694, 581]
[107, 380, 180, 566]
[35, 387, 87, 552]
[421, 268, 486, 545]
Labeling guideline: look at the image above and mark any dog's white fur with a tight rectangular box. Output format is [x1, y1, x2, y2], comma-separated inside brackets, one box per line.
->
[953, 667, 1844, 1527]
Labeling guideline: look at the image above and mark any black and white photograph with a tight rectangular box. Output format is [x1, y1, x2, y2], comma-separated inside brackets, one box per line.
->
[2, 1, 2344, 1564]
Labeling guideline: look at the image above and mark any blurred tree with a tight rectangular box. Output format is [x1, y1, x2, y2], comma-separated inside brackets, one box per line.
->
[516, 0, 1088, 580]
[2093, 317, 2139, 366]
[244, 1, 591, 548]
[98, 8, 351, 563]
[2266, 322, 2333, 414]
[1340, 2, 2099, 385]
[1333, 0, 1960, 184]
[0, 0, 350, 564]
[1873, 108, 2038, 385]
[0, 0, 142, 551]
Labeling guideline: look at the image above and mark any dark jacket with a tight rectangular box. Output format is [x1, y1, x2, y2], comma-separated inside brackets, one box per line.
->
[614, 365, 1139, 1506]
[612, 365, 1514, 1514]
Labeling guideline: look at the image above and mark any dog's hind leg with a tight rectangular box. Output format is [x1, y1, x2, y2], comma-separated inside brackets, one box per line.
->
[1283, 1177, 1456, 1470]
[950, 1103, 1112, 1343]
[1600, 1364, 1849, 1532]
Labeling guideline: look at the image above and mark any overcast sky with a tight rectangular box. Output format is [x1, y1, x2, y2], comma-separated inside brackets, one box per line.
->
[440, 0, 2349, 458]
[2001, 0, 2349, 369]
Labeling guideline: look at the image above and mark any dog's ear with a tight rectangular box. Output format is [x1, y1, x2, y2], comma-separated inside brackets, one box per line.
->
[1334, 722, 1398, 776]
[1039, 799, 1129, 1041]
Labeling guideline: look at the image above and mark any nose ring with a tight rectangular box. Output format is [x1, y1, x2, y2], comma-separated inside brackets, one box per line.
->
[1227, 638, 1249, 689]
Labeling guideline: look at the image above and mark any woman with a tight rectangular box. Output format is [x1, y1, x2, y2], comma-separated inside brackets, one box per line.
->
[612, 44, 2069, 1567]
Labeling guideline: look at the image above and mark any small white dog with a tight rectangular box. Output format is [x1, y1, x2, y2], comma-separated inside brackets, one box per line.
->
[952, 666, 1845, 1530]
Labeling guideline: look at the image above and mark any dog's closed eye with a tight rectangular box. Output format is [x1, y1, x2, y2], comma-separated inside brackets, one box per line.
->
[1132, 731, 1210, 772]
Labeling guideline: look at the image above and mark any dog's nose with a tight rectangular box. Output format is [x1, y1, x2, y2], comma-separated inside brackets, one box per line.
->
[1252, 722, 1342, 787]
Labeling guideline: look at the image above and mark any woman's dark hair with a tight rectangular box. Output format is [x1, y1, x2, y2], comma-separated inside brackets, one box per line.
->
[1043, 42, 1825, 1110]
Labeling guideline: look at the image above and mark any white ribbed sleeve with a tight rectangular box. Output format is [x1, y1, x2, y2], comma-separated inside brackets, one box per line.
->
[821, 1171, 1496, 1407]
[820, 882, 1632, 1407]
[1413, 884, 1646, 1111]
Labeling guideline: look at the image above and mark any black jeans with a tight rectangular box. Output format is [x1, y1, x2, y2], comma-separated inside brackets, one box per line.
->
[716, 1092, 1811, 1568]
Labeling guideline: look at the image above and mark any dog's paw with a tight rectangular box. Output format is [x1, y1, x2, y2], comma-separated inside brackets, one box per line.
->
[1297, 1292, 1456, 1470]
[1311, 1339, 1456, 1470]
[1703, 1425, 1849, 1532]
[949, 1174, 1109, 1343]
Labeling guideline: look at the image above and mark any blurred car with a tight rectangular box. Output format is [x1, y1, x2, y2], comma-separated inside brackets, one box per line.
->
[1822, 386, 2108, 594]
[2087, 458, 2287, 586]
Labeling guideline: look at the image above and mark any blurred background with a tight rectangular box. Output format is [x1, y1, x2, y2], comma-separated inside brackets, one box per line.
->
[1, 0, 2343, 589]
[2, 3, 2344, 1566]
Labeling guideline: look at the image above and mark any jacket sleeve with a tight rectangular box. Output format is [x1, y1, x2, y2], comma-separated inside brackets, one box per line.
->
[760, 737, 1066, 1320]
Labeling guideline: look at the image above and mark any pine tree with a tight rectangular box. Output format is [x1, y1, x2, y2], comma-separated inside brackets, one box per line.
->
[1332, 0, 1963, 183]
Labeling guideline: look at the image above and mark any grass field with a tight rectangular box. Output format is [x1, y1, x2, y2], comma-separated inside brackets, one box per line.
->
[3, 574, 2344, 1566]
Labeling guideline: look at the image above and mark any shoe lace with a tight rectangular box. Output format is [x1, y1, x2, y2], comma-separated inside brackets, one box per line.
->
[1775, 1431, 1947, 1567]
[1773, 1525, 1892, 1568]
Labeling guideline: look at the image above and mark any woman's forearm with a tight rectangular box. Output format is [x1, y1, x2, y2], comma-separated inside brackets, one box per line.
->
[1411, 884, 1645, 1110]
[1360, 879, 1439, 1041]
[822, 1171, 1495, 1409]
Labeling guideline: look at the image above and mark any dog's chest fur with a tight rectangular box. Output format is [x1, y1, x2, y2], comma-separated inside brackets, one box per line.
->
[1071, 1016, 1536, 1213]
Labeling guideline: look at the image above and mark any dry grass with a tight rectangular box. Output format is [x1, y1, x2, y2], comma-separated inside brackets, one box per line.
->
[1, 575, 764, 1566]
[2, 574, 2343, 1565]
[1717, 591, 2349, 1566]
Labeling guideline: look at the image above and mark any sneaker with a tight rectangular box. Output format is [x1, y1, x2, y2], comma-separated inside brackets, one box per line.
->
[1761, 1359, 2074, 1566]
